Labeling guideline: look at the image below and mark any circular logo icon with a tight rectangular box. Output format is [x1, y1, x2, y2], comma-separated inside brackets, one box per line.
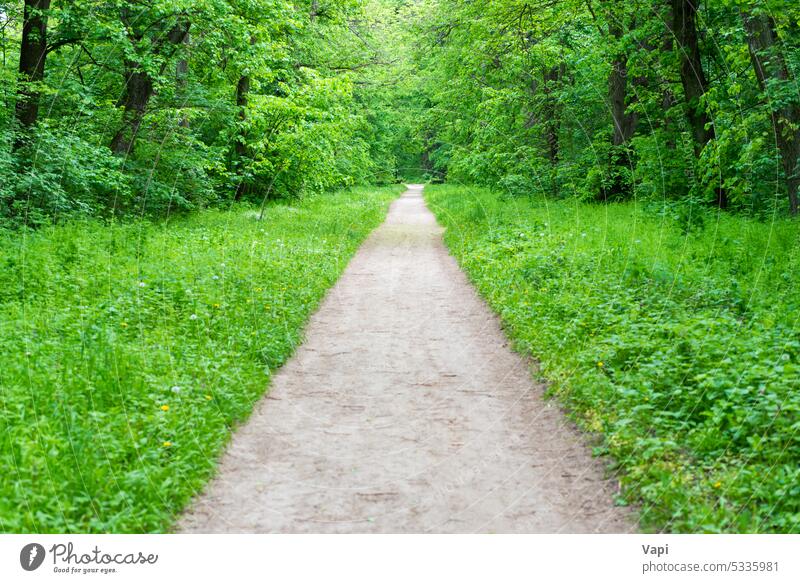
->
[20, 543, 46, 571]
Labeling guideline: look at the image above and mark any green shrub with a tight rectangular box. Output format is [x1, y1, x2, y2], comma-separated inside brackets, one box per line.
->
[3, 127, 132, 224]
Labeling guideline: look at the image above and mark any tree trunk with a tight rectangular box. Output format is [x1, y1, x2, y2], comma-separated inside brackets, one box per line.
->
[606, 19, 637, 199]
[233, 72, 251, 201]
[235, 74, 250, 158]
[660, 7, 679, 148]
[110, 18, 190, 156]
[672, 0, 726, 208]
[541, 65, 562, 166]
[110, 62, 154, 156]
[672, 0, 714, 148]
[742, 12, 800, 215]
[609, 58, 637, 148]
[14, 0, 50, 148]
[176, 32, 190, 128]
[234, 35, 256, 201]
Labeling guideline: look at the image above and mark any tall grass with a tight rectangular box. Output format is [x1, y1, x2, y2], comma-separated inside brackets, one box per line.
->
[426, 184, 800, 533]
[0, 185, 402, 533]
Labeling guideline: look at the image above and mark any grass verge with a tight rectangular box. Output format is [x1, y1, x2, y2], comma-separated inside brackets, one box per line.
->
[426, 184, 800, 533]
[0, 185, 402, 533]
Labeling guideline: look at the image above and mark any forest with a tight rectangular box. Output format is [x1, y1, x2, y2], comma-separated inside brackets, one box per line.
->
[2, 0, 800, 218]
[1, 0, 799, 533]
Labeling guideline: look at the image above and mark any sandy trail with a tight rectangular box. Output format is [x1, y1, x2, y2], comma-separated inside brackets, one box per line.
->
[179, 185, 633, 533]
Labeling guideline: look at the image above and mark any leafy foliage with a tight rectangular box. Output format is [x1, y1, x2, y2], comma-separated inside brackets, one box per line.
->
[3, 0, 800, 535]
[406, 0, 800, 214]
[0, 0, 408, 225]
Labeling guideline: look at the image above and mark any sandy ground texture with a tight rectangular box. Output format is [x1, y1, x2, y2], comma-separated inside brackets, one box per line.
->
[179, 185, 634, 533]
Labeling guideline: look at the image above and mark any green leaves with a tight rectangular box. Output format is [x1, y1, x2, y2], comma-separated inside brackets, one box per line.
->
[1, 0, 396, 224]
[404, 0, 800, 214]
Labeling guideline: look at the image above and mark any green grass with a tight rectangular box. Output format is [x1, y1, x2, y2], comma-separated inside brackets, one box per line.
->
[426, 184, 800, 533]
[0, 185, 402, 533]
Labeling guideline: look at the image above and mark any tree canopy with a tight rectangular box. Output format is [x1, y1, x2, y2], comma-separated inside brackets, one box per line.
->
[2, 0, 799, 223]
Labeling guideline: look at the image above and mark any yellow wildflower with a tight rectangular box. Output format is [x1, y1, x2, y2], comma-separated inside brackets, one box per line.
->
[120, 322, 128, 328]
[162, 441, 172, 448]
[160, 404, 170, 412]
[205, 395, 212, 401]
[713, 481, 722, 489]
[597, 361, 604, 368]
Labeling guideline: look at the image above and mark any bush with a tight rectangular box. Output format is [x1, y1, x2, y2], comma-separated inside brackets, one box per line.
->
[3, 127, 131, 225]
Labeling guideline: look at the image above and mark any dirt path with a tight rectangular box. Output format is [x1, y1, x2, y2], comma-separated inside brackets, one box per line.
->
[179, 186, 633, 533]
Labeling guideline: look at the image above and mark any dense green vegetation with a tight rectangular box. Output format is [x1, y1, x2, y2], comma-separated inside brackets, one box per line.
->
[408, 0, 800, 216]
[5, 1, 798, 220]
[427, 184, 800, 533]
[2, 0, 799, 534]
[0, 186, 399, 532]
[0, 1, 412, 226]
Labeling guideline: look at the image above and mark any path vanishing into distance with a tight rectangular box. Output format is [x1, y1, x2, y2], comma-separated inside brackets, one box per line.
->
[179, 186, 633, 533]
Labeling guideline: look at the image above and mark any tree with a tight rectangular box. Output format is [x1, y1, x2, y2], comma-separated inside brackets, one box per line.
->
[109, 6, 190, 156]
[233, 35, 255, 201]
[541, 63, 564, 166]
[14, 0, 50, 147]
[742, 10, 800, 214]
[671, 0, 714, 150]
[671, 0, 727, 208]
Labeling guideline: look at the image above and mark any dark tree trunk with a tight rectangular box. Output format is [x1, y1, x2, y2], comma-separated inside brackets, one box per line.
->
[110, 17, 190, 156]
[743, 13, 800, 215]
[233, 72, 251, 201]
[606, 19, 638, 199]
[235, 75, 250, 159]
[609, 58, 637, 148]
[14, 0, 50, 148]
[541, 64, 563, 166]
[110, 62, 154, 156]
[672, 0, 714, 148]
[524, 63, 563, 168]
[234, 35, 256, 201]
[660, 8, 679, 148]
[672, 0, 726, 208]
[176, 32, 190, 128]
